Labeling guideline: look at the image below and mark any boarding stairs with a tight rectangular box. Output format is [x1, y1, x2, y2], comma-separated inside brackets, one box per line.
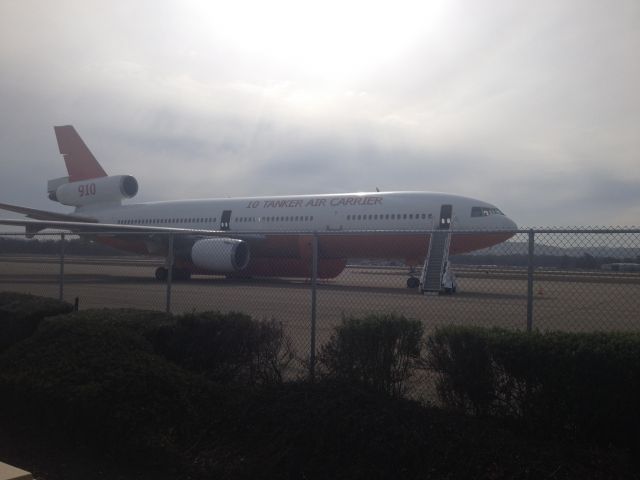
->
[419, 229, 452, 294]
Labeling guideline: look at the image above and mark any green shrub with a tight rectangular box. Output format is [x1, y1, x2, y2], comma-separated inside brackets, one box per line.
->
[0, 310, 221, 460]
[318, 314, 424, 397]
[0, 292, 73, 352]
[490, 330, 640, 444]
[426, 326, 496, 416]
[427, 326, 640, 449]
[150, 311, 294, 386]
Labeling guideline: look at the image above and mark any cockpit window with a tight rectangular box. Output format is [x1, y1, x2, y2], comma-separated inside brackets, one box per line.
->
[471, 206, 504, 217]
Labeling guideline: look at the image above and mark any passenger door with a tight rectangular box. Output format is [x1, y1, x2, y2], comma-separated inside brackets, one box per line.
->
[220, 210, 232, 231]
[439, 204, 452, 230]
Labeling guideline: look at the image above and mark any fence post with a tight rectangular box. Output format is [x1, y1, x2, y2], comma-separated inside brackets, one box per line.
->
[59, 233, 65, 301]
[526, 229, 535, 332]
[166, 234, 174, 314]
[309, 232, 318, 380]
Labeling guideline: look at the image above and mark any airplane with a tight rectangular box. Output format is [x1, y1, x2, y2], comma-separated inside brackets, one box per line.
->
[0, 125, 517, 288]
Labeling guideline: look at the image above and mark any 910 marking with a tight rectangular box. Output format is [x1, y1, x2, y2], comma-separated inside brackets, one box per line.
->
[78, 183, 96, 197]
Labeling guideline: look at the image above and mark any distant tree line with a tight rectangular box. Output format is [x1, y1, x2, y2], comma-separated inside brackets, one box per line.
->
[451, 253, 640, 270]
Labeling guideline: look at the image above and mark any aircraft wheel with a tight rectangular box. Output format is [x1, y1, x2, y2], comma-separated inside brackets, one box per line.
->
[407, 277, 420, 289]
[155, 267, 168, 281]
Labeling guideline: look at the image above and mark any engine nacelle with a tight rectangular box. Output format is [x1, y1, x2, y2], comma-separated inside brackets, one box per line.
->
[50, 175, 138, 206]
[191, 238, 250, 272]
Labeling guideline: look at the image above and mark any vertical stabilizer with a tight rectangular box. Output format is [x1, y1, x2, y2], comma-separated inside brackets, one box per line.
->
[54, 125, 108, 182]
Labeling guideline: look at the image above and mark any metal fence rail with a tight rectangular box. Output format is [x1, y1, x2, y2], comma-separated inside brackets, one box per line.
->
[1, 228, 639, 399]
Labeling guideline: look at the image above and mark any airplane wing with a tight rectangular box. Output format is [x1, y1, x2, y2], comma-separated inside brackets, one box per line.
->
[0, 203, 266, 259]
[0, 217, 265, 240]
[0, 202, 98, 222]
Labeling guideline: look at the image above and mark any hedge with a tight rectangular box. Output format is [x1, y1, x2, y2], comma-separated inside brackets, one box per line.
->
[0, 302, 635, 478]
[318, 314, 424, 397]
[0, 309, 224, 461]
[427, 326, 640, 450]
[150, 311, 294, 386]
[0, 292, 73, 352]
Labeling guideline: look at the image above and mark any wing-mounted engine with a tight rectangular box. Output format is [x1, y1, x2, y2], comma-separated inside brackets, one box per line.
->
[191, 238, 250, 272]
[48, 175, 138, 206]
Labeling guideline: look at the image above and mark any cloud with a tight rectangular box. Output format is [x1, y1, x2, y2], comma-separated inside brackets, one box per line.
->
[0, 0, 638, 229]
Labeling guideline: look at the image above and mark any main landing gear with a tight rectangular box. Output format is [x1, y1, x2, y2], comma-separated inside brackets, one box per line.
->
[155, 267, 167, 281]
[406, 276, 420, 289]
[155, 267, 192, 281]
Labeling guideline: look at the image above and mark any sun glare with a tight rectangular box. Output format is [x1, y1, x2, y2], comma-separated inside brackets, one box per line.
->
[198, 0, 447, 82]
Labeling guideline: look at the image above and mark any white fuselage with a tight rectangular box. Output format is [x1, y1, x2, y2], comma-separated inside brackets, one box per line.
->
[81, 191, 516, 234]
[70, 191, 517, 278]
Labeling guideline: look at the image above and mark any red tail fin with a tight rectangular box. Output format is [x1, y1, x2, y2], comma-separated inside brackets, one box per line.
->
[54, 125, 108, 182]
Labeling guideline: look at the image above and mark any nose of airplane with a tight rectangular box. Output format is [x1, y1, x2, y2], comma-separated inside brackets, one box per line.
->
[502, 216, 518, 230]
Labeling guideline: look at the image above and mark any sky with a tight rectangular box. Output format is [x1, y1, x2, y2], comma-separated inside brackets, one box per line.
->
[0, 0, 638, 228]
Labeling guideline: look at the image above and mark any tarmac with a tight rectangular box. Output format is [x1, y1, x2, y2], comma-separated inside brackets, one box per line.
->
[1, 256, 639, 352]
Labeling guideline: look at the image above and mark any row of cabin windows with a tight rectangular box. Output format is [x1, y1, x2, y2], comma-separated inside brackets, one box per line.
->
[347, 213, 429, 221]
[118, 217, 217, 225]
[236, 215, 314, 223]
[118, 213, 435, 226]
[116, 215, 316, 226]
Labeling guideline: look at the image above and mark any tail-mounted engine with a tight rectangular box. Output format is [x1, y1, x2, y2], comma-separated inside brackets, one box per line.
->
[48, 175, 138, 206]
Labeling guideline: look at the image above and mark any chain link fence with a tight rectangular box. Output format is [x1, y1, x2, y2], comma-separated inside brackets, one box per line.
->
[2, 228, 639, 399]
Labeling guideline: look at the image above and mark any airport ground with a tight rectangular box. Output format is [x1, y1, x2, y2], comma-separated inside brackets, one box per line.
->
[2, 255, 639, 361]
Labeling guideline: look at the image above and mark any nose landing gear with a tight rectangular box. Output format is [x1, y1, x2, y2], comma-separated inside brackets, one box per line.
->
[406, 265, 420, 289]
